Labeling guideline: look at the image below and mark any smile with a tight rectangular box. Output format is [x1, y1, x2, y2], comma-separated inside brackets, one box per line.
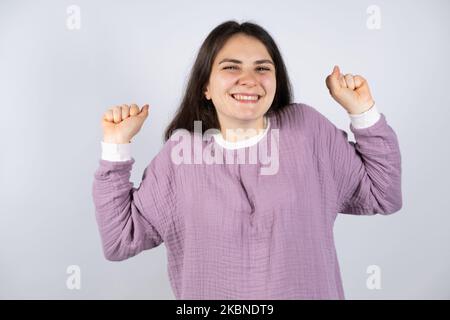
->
[230, 94, 261, 103]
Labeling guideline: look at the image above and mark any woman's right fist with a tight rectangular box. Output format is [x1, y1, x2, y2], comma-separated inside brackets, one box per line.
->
[102, 104, 149, 144]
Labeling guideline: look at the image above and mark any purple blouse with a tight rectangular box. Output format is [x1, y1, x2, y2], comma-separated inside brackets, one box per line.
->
[92, 103, 402, 299]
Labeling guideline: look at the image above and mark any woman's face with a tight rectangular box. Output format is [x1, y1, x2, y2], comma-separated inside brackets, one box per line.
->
[204, 34, 276, 128]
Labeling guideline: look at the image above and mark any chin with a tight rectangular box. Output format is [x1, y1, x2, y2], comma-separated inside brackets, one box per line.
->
[239, 104, 269, 118]
[232, 110, 264, 123]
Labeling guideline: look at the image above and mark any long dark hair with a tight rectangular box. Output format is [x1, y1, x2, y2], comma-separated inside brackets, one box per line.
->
[164, 20, 294, 142]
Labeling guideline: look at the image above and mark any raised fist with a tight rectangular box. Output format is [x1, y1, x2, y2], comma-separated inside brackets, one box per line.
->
[102, 104, 149, 144]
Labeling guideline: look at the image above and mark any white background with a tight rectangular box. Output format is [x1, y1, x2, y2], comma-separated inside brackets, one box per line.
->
[0, 0, 449, 299]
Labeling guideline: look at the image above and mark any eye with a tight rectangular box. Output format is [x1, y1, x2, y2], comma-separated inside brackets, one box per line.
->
[223, 66, 271, 72]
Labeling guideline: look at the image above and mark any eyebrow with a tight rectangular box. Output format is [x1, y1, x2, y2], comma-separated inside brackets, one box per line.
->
[218, 58, 274, 66]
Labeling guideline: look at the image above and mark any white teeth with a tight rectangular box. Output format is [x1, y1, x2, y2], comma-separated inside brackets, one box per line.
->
[232, 94, 259, 101]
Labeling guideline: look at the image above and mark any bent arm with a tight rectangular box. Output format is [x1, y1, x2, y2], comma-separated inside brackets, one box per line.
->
[92, 141, 174, 261]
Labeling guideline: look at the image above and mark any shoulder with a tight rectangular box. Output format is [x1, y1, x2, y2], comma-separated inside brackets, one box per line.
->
[151, 128, 201, 172]
[143, 138, 179, 179]
[274, 102, 331, 132]
[274, 103, 343, 157]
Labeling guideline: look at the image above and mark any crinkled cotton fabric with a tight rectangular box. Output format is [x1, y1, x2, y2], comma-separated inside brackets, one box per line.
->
[92, 103, 402, 299]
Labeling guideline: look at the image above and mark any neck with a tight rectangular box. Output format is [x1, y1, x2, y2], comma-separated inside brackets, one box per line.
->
[218, 114, 267, 143]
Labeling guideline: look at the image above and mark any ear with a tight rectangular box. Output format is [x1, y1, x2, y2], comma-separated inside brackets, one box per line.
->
[204, 86, 211, 100]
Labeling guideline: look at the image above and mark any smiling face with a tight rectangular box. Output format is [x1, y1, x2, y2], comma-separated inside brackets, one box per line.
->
[204, 34, 277, 131]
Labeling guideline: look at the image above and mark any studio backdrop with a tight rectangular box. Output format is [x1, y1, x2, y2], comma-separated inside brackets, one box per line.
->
[0, 0, 449, 299]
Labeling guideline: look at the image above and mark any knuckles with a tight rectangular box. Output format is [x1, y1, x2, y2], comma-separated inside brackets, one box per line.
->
[104, 104, 139, 123]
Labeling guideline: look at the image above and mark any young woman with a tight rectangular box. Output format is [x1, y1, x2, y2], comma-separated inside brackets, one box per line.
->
[92, 20, 402, 299]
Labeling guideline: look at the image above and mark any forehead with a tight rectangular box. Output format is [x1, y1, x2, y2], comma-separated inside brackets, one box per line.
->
[215, 34, 272, 62]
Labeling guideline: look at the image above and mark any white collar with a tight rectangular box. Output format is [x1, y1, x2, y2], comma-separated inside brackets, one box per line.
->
[212, 116, 270, 150]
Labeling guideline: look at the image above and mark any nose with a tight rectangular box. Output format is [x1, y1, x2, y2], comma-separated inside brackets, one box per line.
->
[237, 70, 258, 86]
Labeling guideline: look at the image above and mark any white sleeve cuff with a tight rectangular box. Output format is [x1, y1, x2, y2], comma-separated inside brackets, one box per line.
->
[348, 103, 381, 129]
[101, 141, 132, 161]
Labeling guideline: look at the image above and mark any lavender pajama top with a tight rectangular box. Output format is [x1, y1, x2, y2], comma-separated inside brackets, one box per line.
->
[92, 102, 402, 299]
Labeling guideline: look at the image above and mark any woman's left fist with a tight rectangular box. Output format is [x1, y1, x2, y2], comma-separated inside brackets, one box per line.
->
[325, 65, 375, 114]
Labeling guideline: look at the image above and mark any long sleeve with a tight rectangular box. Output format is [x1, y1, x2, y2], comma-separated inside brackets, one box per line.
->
[91, 144, 175, 261]
[318, 109, 402, 215]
